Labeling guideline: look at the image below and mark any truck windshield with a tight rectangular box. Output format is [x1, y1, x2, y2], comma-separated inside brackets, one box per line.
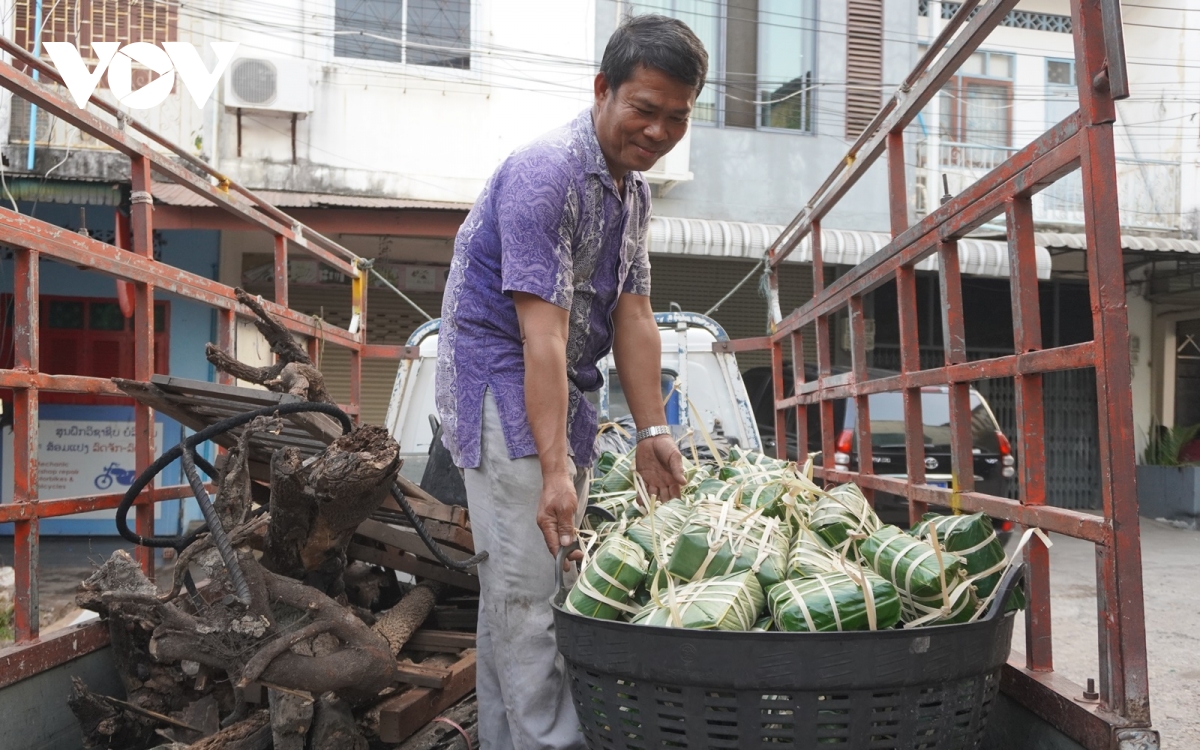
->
[602, 371, 680, 423]
[850, 391, 1001, 452]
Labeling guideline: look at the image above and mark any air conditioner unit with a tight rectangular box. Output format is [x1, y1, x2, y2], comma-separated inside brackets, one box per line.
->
[224, 56, 312, 114]
[643, 127, 694, 189]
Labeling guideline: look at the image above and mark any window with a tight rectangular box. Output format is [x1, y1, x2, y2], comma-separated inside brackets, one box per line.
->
[1045, 58, 1076, 127]
[936, 51, 1013, 148]
[335, 0, 471, 69]
[628, 0, 817, 133]
[0, 295, 169, 406]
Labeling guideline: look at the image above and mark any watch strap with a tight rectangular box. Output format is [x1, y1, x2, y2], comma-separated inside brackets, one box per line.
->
[635, 425, 672, 442]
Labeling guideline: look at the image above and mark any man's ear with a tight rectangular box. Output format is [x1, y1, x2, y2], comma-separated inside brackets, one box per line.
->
[594, 71, 611, 104]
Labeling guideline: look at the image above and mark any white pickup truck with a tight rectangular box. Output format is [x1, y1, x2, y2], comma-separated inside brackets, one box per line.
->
[383, 311, 762, 492]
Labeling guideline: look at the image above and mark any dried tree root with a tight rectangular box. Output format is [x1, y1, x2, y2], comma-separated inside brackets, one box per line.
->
[205, 288, 333, 403]
[68, 676, 157, 750]
[185, 709, 271, 750]
[373, 581, 445, 656]
[262, 424, 400, 596]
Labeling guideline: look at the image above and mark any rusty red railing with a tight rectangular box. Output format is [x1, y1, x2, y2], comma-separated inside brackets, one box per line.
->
[0, 36, 414, 673]
[727, 0, 1152, 747]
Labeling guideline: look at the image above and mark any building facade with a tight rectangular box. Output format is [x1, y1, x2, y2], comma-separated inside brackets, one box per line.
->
[1, 0, 1194, 525]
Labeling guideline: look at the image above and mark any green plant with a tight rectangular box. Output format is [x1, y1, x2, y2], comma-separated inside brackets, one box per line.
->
[1141, 420, 1200, 466]
[0, 604, 12, 642]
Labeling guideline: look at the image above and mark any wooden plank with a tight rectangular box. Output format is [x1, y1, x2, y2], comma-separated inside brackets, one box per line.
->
[379, 651, 477, 743]
[357, 520, 475, 566]
[427, 606, 478, 632]
[348, 542, 480, 592]
[394, 661, 452, 689]
[406, 630, 476, 652]
[381, 488, 469, 528]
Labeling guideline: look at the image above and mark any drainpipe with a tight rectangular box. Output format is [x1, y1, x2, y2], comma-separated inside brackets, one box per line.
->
[26, 0, 43, 171]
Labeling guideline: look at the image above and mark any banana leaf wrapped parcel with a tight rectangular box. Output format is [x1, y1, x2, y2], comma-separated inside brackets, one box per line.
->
[665, 501, 792, 588]
[565, 535, 648, 620]
[809, 483, 881, 553]
[788, 527, 847, 578]
[625, 499, 693, 558]
[596, 449, 637, 493]
[913, 512, 1025, 611]
[767, 570, 901, 632]
[859, 525, 973, 625]
[631, 570, 765, 630]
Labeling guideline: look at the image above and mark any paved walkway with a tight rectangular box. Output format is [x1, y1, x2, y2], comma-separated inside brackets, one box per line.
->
[1010, 518, 1200, 748]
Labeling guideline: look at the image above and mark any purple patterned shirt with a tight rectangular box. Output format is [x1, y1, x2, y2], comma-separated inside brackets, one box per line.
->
[435, 109, 653, 469]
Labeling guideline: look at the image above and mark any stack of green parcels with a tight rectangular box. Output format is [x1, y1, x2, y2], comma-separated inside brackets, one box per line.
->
[767, 570, 901, 632]
[665, 501, 792, 588]
[631, 570, 765, 630]
[859, 524, 972, 624]
[913, 512, 1025, 614]
[809, 483, 881, 554]
[565, 535, 649, 620]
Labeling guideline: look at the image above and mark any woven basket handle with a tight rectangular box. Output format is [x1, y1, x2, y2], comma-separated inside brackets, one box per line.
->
[980, 561, 1027, 622]
[555, 539, 583, 598]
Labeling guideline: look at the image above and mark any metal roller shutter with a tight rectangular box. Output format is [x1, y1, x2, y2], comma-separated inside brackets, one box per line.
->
[244, 282, 443, 427]
[645, 255, 814, 370]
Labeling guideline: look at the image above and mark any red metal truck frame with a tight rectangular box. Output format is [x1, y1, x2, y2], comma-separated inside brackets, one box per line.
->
[0, 37, 415, 685]
[723, 0, 1152, 746]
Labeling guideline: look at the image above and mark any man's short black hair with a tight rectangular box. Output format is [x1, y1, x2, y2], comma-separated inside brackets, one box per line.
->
[600, 14, 708, 96]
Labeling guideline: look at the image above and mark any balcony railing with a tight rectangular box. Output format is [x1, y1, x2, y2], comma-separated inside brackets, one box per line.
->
[914, 140, 1182, 232]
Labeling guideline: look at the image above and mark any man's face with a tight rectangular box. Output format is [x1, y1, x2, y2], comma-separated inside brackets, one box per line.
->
[593, 65, 696, 180]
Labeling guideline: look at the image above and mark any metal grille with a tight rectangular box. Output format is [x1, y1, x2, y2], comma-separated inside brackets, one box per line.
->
[13, 0, 178, 58]
[335, 0, 470, 68]
[845, 0, 884, 139]
[918, 0, 1072, 34]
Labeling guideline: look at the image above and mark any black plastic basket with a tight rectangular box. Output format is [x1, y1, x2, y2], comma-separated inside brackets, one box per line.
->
[552, 552, 1022, 750]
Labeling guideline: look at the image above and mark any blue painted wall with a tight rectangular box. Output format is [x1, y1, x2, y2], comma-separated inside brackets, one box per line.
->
[1, 202, 220, 536]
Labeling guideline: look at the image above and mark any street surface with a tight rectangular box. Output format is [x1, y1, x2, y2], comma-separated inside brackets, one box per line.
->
[1010, 518, 1200, 747]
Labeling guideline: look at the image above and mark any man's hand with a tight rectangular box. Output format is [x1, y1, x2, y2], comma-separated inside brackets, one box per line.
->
[636, 434, 686, 502]
[536, 472, 584, 570]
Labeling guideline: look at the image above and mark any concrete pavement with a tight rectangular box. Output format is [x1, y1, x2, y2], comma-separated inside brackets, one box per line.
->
[1010, 518, 1200, 748]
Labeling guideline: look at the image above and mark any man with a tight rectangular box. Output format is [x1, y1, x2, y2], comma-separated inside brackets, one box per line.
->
[435, 14, 707, 750]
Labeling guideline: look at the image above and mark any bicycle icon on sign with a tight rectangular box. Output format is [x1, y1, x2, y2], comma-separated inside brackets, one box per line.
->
[94, 463, 137, 490]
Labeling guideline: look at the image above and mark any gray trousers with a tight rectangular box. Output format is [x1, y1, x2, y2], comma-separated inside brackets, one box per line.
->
[463, 391, 587, 750]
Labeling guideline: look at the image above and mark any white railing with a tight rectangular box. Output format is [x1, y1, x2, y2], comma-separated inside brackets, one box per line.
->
[913, 140, 1182, 232]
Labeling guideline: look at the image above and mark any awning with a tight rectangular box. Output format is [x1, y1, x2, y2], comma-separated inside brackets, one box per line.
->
[650, 216, 1053, 280]
[1034, 231, 1200, 254]
[150, 183, 471, 212]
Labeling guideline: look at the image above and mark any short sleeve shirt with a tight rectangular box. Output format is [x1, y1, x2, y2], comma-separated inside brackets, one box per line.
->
[435, 109, 652, 469]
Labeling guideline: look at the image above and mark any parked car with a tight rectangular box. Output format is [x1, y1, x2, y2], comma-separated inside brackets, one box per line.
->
[743, 365, 1016, 543]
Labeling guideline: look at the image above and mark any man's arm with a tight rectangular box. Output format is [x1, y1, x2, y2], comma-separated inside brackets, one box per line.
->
[513, 292, 583, 567]
[612, 293, 686, 501]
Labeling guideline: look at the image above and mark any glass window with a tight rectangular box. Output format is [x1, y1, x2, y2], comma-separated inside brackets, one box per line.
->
[855, 391, 1001, 452]
[962, 82, 1009, 146]
[962, 52, 986, 76]
[1047, 59, 1074, 85]
[758, 0, 817, 131]
[335, 0, 470, 69]
[987, 53, 1013, 79]
[89, 302, 127, 331]
[629, 0, 721, 123]
[46, 300, 84, 329]
[407, 0, 471, 69]
[604, 370, 680, 423]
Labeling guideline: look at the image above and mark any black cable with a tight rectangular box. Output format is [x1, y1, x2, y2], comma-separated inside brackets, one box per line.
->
[180, 442, 251, 605]
[115, 401, 353, 549]
[388, 485, 488, 570]
[116, 399, 487, 575]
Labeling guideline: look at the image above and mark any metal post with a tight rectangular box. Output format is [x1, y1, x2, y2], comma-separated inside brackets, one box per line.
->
[130, 156, 156, 577]
[12, 246, 39, 642]
[1006, 196, 1053, 672]
[274, 234, 289, 309]
[26, 0, 43, 171]
[849, 294, 873, 504]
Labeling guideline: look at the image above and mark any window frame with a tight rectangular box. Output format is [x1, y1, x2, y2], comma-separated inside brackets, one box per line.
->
[754, 0, 820, 136]
[0, 294, 170, 406]
[941, 75, 1013, 148]
[332, 0, 477, 76]
[626, 0, 819, 135]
